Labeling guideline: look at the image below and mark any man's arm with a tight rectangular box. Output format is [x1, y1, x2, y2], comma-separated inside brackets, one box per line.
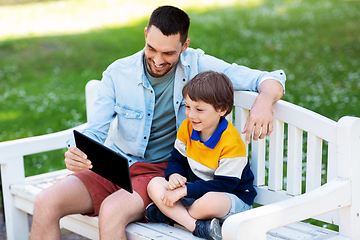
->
[241, 79, 284, 144]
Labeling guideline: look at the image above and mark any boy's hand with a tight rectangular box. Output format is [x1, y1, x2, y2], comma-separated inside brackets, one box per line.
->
[168, 173, 187, 190]
[161, 186, 187, 207]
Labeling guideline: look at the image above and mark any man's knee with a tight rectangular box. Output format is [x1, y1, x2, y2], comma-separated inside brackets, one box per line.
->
[34, 188, 54, 212]
[99, 190, 144, 225]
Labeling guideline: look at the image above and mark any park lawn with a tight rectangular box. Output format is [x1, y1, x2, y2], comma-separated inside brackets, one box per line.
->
[0, 1, 359, 229]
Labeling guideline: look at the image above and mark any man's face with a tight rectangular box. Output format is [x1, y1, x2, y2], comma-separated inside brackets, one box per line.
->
[144, 26, 189, 78]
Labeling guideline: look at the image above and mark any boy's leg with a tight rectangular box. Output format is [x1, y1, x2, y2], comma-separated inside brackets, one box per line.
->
[188, 192, 232, 220]
[147, 177, 197, 231]
[30, 175, 94, 240]
[188, 192, 232, 240]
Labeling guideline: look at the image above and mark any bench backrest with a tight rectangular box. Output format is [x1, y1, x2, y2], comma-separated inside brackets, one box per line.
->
[229, 90, 360, 231]
[85, 80, 360, 234]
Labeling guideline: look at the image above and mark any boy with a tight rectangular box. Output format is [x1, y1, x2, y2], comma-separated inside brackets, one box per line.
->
[146, 71, 257, 240]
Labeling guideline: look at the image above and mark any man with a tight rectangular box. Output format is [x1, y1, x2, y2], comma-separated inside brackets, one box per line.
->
[30, 5, 285, 240]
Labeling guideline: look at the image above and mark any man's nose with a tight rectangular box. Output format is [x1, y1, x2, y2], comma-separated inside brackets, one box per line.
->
[153, 54, 165, 66]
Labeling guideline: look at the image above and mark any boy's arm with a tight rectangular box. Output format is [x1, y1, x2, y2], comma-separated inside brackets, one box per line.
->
[165, 143, 189, 180]
[185, 157, 246, 199]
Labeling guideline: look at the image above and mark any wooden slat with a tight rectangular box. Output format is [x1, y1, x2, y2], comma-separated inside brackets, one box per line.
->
[251, 137, 266, 187]
[233, 91, 337, 143]
[234, 107, 249, 156]
[286, 125, 303, 196]
[327, 142, 337, 182]
[268, 119, 284, 191]
[306, 133, 323, 192]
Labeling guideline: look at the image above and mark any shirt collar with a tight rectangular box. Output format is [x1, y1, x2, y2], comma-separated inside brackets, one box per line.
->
[190, 118, 228, 149]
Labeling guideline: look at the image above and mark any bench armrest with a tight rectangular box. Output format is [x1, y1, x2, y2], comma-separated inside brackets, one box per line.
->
[222, 177, 351, 240]
[0, 123, 87, 164]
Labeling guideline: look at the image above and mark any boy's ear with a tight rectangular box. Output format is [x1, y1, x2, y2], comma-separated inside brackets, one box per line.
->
[218, 108, 228, 117]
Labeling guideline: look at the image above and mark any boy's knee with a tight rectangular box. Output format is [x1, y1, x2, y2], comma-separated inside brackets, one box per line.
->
[147, 177, 167, 200]
[147, 177, 162, 192]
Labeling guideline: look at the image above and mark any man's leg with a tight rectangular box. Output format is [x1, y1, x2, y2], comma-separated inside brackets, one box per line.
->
[30, 175, 93, 240]
[98, 189, 144, 240]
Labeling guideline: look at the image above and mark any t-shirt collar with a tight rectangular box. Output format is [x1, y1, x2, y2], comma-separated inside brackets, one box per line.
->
[190, 118, 228, 149]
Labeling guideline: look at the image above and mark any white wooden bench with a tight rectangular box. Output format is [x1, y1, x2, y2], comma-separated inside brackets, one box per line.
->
[0, 79, 359, 240]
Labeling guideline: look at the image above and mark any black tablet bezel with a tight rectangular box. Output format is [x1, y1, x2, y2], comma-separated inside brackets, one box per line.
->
[73, 130, 133, 193]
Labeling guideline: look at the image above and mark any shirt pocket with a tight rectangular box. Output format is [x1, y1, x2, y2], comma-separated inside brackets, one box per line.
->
[114, 105, 144, 142]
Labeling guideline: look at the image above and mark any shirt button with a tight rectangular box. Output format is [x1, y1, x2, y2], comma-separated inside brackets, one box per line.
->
[150, 90, 153, 93]
[183, 78, 186, 82]
[176, 101, 179, 104]
[144, 136, 147, 139]
[148, 113, 151, 116]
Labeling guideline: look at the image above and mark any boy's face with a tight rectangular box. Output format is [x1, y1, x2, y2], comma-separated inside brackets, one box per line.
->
[185, 96, 227, 141]
[144, 26, 189, 78]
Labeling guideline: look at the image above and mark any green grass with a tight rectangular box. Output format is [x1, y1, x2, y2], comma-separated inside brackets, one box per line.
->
[0, 0, 359, 230]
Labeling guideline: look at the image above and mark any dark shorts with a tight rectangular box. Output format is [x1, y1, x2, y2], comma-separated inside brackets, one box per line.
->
[72, 161, 168, 216]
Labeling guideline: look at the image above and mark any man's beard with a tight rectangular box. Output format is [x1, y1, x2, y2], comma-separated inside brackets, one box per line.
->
[145, 57, 178, 78]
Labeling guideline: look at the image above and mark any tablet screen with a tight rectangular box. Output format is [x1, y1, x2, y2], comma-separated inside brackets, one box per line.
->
[73, 130, 133, 193]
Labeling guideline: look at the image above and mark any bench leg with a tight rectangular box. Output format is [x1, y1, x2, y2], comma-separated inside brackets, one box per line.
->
[1, 157, 29, 240]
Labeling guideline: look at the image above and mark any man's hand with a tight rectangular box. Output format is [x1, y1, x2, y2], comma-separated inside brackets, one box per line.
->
[168, 173, 187, 190]
[241, 79, 284, 144]
[64, 146, 93, 172]
[161, 186, 187, 207]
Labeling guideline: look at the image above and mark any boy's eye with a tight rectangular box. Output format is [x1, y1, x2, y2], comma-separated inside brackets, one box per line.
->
[197, 108, 203, 112]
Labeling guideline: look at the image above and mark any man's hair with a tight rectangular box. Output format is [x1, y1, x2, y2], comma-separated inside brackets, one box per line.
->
[182, 71, 234, 117]
[148, 5, 190, 44]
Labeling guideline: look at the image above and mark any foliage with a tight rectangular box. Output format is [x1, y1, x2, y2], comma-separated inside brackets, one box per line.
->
[0, 1, 359, 230]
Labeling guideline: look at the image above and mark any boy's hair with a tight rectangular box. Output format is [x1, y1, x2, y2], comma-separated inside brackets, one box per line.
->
[182, 71, 234, 117]
[148, 5, 190, 44]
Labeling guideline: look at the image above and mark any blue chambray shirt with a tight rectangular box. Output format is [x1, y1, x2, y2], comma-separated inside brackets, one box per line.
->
[71, 47, 286, 166]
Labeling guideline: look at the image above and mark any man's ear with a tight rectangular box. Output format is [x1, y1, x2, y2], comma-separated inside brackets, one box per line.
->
[181, 38, 190, 53]
[144, 27, 148, 39]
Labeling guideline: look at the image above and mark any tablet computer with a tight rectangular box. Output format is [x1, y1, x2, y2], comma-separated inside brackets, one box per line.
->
[73, 130, 133, 193]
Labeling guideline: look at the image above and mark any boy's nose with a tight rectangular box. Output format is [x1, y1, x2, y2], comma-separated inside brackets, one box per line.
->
[187, 110, 195, 119]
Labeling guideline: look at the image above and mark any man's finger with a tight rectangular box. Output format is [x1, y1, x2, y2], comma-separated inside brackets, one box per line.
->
[258, 125, 268, 140]
[241, 120, 253, 145]
[252, 125, 262, 141]
[69, 146, 87, 159]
